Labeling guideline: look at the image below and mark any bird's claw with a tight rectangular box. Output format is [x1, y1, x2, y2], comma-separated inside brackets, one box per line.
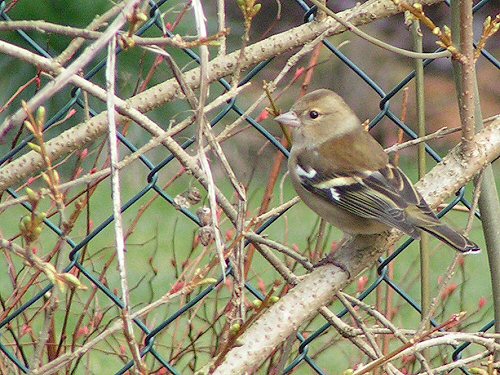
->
[314, 254, 351, 279]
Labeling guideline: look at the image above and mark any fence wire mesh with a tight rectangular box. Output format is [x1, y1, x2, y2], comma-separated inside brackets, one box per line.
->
[0, 0, 498, 374]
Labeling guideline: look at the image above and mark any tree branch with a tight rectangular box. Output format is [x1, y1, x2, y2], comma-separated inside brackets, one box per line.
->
[210, 119, 500, 374]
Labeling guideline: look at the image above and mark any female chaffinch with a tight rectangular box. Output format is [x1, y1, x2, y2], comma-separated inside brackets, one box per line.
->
[275, 89, 479, 254]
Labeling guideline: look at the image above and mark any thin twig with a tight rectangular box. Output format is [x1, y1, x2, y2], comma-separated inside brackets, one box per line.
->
[415, 255, 460, 335]
[243, 232, 314, 270]
[55, 3, 124, 65]
[105, 34, 146, 374]
[337, 293, 384, 358]
[458, 0, 476, 152]
[410, 15, 432, 344]
[251, 197, 301, 226]
[192, 0, 227, 278]
[464, 171, 484, 236]
[319, 306, 379, 359]
[309, 0, 450, 60]
[217, 0, 227, 56]
[385, 127, 460, 153]
[341, 293, 433, 374]
[354, 313, 467, 374]
[416, 351, 491, 374]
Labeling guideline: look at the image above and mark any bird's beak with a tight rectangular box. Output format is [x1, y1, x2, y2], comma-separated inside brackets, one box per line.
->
[274, 111, 300, 128]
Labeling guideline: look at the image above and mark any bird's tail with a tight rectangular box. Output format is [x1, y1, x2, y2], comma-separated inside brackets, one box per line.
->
[418, 223, 480, 254]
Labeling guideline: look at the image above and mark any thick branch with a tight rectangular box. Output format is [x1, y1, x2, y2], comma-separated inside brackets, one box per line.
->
[210, 120, 500, 374]
[0, 0, 443, 192]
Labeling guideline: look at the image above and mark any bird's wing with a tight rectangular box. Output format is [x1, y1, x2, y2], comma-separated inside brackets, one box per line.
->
[294, 132, 422, 237]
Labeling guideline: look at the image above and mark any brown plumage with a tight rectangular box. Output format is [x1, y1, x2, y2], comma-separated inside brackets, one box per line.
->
[275, 89, 480, 254]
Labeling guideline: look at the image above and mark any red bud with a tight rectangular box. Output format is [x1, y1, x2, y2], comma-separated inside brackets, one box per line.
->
[225, 229, 234, 241]
[216, 207, 223, 221]
[170, 281, 185, 294]
[478, 296, 487, 310]
[80, 148, 88, 160]
[257, 277, 266, 295]
[74, 167, 83, 179]
[256, 109, 269, 122]
[192, 235, 200, 248]
[76, 326, 89, 338]
[21, 324, 32, 337]
[441, 283, 458, 301]
[65, 109, 77, 120]
[357, 275, 368, 293]
[402, 354, 415, 365]
[293, 67, 305, 80]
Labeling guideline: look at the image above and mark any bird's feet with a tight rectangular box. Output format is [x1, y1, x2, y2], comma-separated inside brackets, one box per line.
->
[313, 253, 351, 279]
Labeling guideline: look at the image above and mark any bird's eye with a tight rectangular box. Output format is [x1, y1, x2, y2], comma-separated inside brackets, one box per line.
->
[309, 110, 319, 119]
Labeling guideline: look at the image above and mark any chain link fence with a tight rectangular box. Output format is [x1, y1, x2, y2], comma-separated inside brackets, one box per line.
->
[0, 0, 498, 373]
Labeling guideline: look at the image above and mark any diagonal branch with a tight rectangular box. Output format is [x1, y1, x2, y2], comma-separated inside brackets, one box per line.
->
[209, 119, 500, 374]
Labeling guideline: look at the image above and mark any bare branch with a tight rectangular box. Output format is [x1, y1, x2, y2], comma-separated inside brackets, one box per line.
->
[105, 35, 146, 374]
[210, 120, 500, 374]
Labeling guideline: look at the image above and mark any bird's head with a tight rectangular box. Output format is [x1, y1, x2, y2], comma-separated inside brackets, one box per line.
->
[274, 89, 361, 149]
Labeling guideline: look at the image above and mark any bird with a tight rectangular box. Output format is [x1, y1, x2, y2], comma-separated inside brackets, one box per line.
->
[274, 89, 480, 254]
